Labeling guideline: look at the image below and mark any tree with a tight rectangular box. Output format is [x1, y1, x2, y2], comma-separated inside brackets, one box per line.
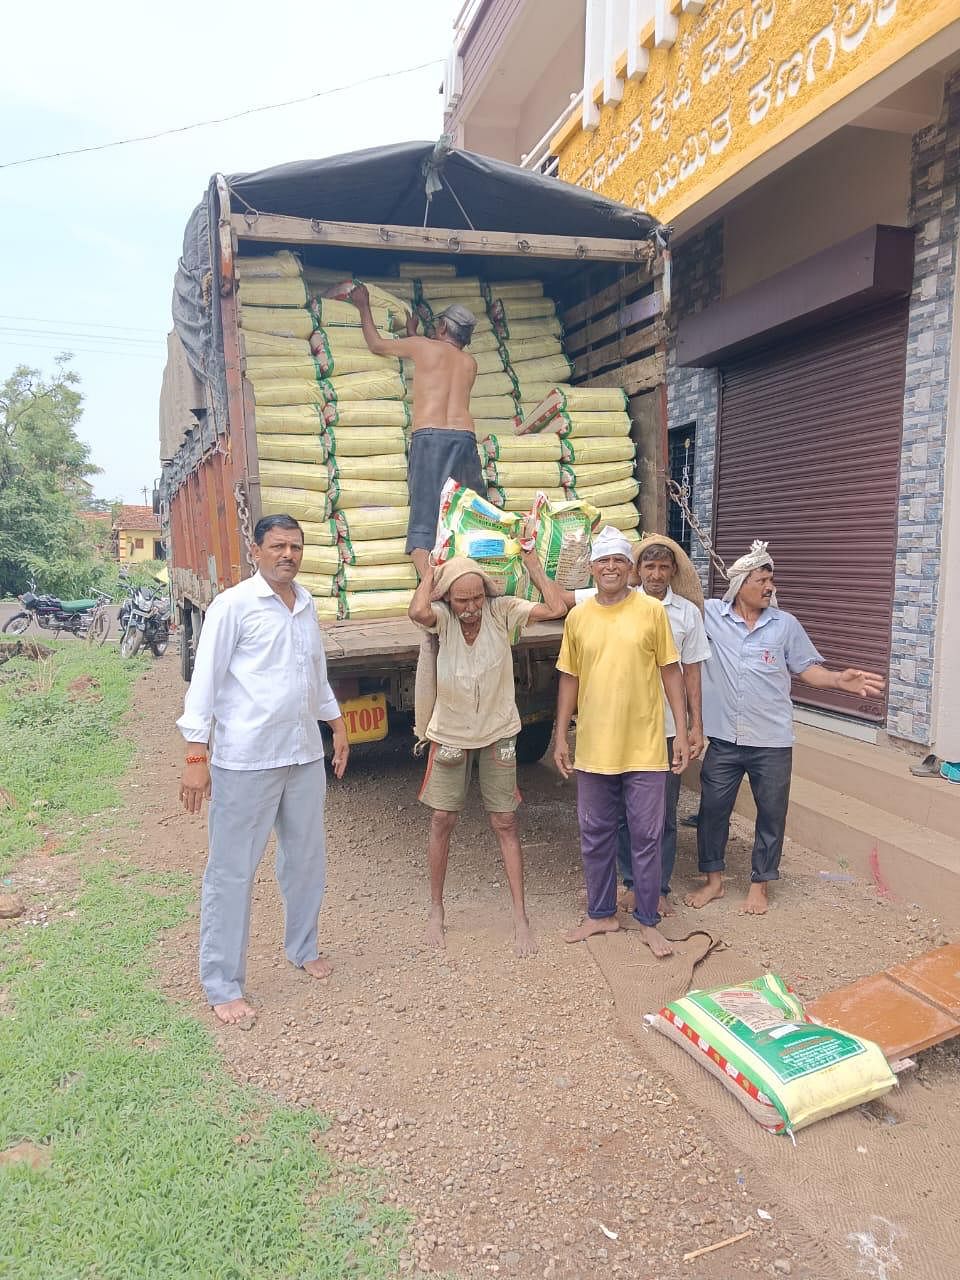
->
[0, 357, 102, 598]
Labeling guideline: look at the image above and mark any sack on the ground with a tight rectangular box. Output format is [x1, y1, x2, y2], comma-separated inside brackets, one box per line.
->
[340, 563, 418, 591]
[300, 544, 341, 576]
[338, 536, 409, 566]
[340, 589, 415, 619]
[258, 459, 329, 493]
[328, 452, 407, 482]
[323, 400, 411, 429]
[653, 974, 897, 1135]
[260, 487, 330, 523]
[482, 433, 562, 462]
[334, 506, 411, 540]
[254, 404, 325, 435]
[240, 306, 316, 340]
[256, 433, 327, 465]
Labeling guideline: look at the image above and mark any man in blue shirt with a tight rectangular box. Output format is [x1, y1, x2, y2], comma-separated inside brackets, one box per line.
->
[687, 541, 885, 916]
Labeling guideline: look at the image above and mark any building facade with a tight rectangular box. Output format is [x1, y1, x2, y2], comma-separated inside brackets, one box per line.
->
[444, 0, 960, 756]
[114, 505, 163, 565]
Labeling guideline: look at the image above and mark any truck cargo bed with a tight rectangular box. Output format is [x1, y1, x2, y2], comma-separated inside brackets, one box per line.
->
[320, 617, 564, 664]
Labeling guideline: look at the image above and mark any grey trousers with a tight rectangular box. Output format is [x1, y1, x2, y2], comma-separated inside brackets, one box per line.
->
[200, 759, 327, 1006]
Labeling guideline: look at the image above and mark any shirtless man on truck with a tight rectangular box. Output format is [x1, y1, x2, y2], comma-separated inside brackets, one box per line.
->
[351, 284, 482, 578]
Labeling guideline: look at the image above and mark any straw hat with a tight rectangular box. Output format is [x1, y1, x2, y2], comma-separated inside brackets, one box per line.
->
[633, 534, 704, 614]
[432, 555, 502, 599]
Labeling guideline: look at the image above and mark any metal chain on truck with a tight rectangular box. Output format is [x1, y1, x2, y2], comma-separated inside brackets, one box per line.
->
[663, 477, 730, 582]
[234, 482, 258, 573]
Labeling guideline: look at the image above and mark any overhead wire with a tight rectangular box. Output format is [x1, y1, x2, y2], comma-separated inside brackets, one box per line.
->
[0, 58, 445, 170]
[0, 325, 162, 347]
[0, 313, 164, 335]
[0, 339, 161, 361]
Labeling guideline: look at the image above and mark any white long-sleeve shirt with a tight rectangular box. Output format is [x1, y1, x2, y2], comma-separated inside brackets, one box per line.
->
[177, 572, 341, 770]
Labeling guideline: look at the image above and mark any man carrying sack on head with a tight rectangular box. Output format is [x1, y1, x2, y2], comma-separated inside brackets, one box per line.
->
[554, 527, 689, 958]
[408, 549, 567, 956]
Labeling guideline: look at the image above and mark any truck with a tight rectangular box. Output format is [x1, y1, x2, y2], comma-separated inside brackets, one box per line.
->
[159, 141, 668, 759]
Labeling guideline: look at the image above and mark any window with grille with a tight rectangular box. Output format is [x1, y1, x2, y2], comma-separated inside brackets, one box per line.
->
[667, 425, 695, 554]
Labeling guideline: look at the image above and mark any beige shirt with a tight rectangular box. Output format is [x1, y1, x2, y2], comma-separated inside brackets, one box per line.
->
[425, 596, 538, 749]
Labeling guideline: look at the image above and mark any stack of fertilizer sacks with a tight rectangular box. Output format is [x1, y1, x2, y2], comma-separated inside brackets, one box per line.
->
[515, 386, 640, 541]
[235, 250, 341, 621]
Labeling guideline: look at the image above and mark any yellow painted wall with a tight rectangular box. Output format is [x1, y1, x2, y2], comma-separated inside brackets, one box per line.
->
[119, 531, 161, 564]
[556, 0, 958, 225]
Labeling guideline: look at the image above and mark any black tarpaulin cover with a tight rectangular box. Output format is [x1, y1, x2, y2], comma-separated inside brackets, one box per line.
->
[170, 141, 661, 432]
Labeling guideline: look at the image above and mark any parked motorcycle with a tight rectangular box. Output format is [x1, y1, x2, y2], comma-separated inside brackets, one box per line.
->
[118, 583, 170, 658]
[3, 584, 111, 640]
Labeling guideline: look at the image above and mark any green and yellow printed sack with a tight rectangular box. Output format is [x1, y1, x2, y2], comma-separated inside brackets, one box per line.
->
[258, 459, 329, 493]
[335, 507, 410, 540]
[256, 433, 327, 465]
[338, 536, 409, 566]
[253, 404, 325, 435]
[260, 487, 330, 523]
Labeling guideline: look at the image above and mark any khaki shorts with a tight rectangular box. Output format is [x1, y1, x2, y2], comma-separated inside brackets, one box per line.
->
[418, 737, 521, 813]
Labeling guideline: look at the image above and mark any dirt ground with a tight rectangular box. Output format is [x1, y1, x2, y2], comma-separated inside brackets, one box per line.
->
[22, 658, 960, 1279]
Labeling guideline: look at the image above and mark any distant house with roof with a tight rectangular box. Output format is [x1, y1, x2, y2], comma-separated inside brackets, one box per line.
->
[113, 504, 163, 564]
[78, 509, 112, 556]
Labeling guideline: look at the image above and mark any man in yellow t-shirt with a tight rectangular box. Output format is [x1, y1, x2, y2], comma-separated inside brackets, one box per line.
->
[555, 527, 689, 958]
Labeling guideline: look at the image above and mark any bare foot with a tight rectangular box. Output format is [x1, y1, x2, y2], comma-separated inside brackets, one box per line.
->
[301, 957, 333, 979]
[425, 904, 446, 949]
[658, 894, 677, 918]
[638, 925, 674, 958]
[564, 915, 620, 943]
[513, 916, 538, 958]
[685, 873, 724, 909]
[619, 888, 636, 913]
[741, 882, 769, 915]
[212, 998, 256, 1029]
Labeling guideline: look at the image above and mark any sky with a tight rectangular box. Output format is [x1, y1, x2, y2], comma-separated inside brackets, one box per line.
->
[0, 0, 461, 503]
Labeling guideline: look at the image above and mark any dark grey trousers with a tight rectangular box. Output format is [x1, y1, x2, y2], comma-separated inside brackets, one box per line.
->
[696, 738, 792, 882]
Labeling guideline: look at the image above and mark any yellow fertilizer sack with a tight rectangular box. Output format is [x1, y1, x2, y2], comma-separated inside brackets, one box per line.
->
[331, 477, 409, 510]
[474, 348, 510, 376]
[470, 395, 519, 420]
[526, 492, 600, 591]
[598, 502, 641, 530]
[341, 562, 418, 592]
[488, 485, 565, 510]
[507, 353, 574, 385]
[561, 460, 635, 489]
[653, 974, 896, 1136]
[314, 597, 339, 623]
[335, 507, 410, 540]
[250, 378, 325, 408]
[300, 544, 341, 576]
[363, 276, 416, 302]
[322, 424, 407, 456]
[338, 536, 409, 566]
[485, 280, 544, 300]
[323, 370, 406, 404]
[468, 329, 504, 354]
[501, 335, 562, 362]
[240, 306, 315, 340]
[520, 386, 628, 432]
[398, 262, 457, 278]
[561, 412, 632, 439]
[256, 433, 327, 465]
[482, 434, 561, 462]
[236, 250, 301, 279]
[485, 460, 562, 489]
[312, 343, 399, 378]
[436, 479, 522, 543]
[297, 572, 339, 598]
[562, 436, 636, 464]
[260, 487, 329, 523]
[324, 279, 411, 322]
[328, 453, 407, 482]
[495, 315, 563, 342]
[340, 589, 415, 619]
[418, 276, 482, 298]
[297, 519, 338, 546]
[238, 277, 309, 308]
[572, 477, 640, 508]
[497, 297, 558, 321]
[313, 324, 395, 353]
[472, 370, 517, 399]
[246, 355, 320, 382]
[310, 297, 391, 330]
[473, 416, 521, 436]
[243, 331, 310, 359]
[254, 404, 325, 435]
[258, 459, 329, 493]
[324, 400, 410, 429]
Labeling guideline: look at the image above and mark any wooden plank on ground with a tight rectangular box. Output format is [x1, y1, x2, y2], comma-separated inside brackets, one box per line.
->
[231, 214, 655, 266]
[562, 270, 655, 330]
[574, 333, 663, 381]
[565, 292, 662, 356]
[578, 352, 664, 394]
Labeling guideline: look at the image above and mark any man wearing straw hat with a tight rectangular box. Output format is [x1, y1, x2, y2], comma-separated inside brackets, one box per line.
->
[688, 540, 885, 915]
[408, 550, 566, 956]
[555, 527, 689, 957]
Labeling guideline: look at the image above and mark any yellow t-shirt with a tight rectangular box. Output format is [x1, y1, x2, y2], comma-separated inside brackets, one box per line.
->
[556, 592, 679, 773]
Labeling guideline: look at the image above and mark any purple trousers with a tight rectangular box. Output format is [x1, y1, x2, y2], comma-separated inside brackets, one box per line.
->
[576, 770, 667, 927]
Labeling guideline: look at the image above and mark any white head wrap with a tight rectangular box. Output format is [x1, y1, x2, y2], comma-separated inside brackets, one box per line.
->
[723, 539, 777, 606]
[590, 526, 633, 563]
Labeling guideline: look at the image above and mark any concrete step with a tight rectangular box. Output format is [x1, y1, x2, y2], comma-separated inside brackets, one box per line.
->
[791, 724, 960, 841]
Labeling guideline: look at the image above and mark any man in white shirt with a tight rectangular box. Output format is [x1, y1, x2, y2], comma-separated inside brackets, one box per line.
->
[178, 514, 348, 1028]
[565, 535, 710, 915]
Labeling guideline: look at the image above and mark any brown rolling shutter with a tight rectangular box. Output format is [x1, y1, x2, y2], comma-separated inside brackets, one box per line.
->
[710, 300, 909, 722]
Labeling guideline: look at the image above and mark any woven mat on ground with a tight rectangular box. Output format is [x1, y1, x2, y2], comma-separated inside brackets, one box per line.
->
[586, 920, 959, 1280]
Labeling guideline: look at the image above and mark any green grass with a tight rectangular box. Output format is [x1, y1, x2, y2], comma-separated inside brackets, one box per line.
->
[0, 643, 408, 1278]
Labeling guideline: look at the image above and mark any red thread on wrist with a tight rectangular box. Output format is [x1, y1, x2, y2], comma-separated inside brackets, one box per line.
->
[185, 754, 207, 764]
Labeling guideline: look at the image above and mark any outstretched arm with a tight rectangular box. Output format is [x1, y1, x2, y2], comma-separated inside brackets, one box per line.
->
[797, 665, 886, 698]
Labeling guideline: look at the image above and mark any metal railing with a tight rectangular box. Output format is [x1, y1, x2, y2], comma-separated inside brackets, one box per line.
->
[520, 92, 584, 176]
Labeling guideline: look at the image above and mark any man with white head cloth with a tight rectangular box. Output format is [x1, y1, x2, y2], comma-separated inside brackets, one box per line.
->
[554, 527, 689, 957]
[690, 540, 885, 915]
